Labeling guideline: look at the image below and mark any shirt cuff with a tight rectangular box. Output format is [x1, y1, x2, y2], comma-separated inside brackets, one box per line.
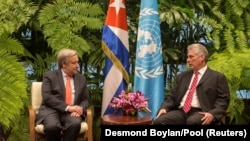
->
[65, 106, 70, 112]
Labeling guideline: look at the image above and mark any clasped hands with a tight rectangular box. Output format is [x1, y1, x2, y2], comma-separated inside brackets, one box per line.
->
[67, 105, 84, 117]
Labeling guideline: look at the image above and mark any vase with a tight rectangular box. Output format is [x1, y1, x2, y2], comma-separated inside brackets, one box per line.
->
[122, 110, 138, 116]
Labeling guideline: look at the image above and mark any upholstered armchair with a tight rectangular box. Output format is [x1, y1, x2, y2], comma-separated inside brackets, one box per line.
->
[29, 82, 93, 141]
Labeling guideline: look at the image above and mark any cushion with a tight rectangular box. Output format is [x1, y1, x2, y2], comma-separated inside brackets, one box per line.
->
[35, 122, 88, 134]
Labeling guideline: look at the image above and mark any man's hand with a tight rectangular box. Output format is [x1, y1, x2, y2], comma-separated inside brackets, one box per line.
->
[156, 109, 167, 118]
[199, 112, 214, 125]
[71, 111, 81, 117]
[67, 105, 83, 116]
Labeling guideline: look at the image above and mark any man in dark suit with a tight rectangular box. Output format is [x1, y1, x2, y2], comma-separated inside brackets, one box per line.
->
[153, 43, 230, 125]
[36, 48, 89, 141]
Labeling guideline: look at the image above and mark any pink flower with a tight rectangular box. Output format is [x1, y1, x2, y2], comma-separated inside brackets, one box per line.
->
[109, 91, 151, 116]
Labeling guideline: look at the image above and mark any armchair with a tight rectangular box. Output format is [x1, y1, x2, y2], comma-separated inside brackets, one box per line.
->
[29, 82, 93, 141]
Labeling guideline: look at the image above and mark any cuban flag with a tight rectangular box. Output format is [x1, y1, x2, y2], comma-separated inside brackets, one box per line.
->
[101, 0, 130, 116]
[134, 0, 164, 119]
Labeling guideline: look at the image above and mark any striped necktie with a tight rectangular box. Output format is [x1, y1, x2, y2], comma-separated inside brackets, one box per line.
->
[183, 71, 199, 113]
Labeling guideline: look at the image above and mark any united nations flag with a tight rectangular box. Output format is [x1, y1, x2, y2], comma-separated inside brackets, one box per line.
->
[134, 0, 164, 119]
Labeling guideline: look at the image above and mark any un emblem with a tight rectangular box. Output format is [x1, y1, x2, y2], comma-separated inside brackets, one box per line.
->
[135, 8, 163, 79]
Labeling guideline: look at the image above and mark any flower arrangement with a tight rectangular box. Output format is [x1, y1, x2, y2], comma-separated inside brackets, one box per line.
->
[109, 91, 151, 116]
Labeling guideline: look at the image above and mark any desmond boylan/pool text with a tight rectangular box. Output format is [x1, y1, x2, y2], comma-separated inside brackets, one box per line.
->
[105, 129, 203, 138]
[105, 128, 246, 138]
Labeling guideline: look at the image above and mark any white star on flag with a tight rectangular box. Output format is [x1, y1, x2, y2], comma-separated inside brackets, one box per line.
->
[109, 0, 125, 15]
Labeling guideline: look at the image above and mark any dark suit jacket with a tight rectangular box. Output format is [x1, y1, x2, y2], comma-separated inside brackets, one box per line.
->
[36, 70, 89, 125]
[161, 67, 230, 121]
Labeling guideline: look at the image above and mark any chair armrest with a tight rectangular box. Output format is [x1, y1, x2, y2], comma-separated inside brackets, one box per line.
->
[29, 106, 36, 141]
[86, 108, 93, 141]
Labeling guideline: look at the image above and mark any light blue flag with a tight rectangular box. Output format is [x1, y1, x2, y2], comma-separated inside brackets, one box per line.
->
[134, 0, 164, 119]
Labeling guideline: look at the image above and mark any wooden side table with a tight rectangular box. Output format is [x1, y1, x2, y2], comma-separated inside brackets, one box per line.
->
[101, 114, 153, 125]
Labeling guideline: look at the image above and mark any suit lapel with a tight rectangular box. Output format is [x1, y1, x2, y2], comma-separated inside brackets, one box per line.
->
[57, 70, 66, 99]
[186, 71, 194, 85]
[73, 74, 78, 104]
[183, 71, 193, 93]
[197, 67, 211, 87]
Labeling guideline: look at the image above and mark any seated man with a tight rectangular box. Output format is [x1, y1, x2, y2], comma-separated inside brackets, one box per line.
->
[36, 48, 89, 141]
[153, 43, 230, 125]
